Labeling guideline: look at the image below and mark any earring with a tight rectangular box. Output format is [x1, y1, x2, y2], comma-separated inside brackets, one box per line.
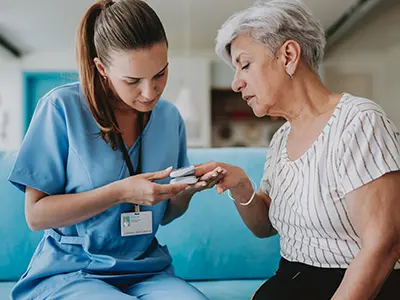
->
[287, 63, 294, 79]
[103, 76, 107, 81]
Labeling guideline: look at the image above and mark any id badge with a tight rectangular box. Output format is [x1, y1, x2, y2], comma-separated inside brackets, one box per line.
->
[121, 211, 153, 237]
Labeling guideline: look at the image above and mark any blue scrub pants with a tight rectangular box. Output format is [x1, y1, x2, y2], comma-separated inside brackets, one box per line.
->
[46, 273, 208, 300]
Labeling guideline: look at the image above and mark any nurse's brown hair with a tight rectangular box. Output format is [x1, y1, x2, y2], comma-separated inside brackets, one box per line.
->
[76, 0, 168, 150]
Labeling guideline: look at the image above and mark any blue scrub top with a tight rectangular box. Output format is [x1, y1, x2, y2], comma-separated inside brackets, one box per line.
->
[8, 82, 190, 299]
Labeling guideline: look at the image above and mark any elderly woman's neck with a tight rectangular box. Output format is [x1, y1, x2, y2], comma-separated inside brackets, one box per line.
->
[281, 70, 340, 130]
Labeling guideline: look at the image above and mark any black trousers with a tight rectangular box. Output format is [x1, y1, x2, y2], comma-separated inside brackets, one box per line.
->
[252, 258, 400, 300]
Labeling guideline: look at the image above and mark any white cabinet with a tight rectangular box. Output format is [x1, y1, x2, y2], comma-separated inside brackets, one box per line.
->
[162, 56, 211, 148]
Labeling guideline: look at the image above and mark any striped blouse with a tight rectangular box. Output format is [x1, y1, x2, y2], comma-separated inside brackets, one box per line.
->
[261, 93, 400, 269]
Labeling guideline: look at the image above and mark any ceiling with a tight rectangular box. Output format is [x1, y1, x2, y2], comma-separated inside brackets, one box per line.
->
[0, 0, 360, 56]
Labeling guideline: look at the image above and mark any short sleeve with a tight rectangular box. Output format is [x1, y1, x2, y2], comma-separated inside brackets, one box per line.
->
[177, 115, 190, 168]
[260, 133, 280, 195]
[260, 152, 272, 195]
[338, 110, 400, 195]
[8, 96, 68, 195]
[260, 124, 287, 195]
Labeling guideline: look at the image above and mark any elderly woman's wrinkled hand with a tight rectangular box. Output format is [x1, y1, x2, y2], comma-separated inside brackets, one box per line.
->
[195, 161, 251, 194]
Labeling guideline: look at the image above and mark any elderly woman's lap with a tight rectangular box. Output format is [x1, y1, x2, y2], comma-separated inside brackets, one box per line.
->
[252, 258, 400, 300]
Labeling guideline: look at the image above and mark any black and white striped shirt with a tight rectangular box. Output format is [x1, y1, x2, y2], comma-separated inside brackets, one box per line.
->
[261, 93, 400, 269]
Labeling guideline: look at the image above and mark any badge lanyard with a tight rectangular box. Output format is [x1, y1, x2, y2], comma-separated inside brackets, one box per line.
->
[117, 111, 151, 213]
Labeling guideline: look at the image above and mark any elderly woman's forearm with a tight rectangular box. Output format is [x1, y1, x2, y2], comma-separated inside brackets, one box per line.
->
[332, 246, 399, 300]
[230, 187, 275, 238]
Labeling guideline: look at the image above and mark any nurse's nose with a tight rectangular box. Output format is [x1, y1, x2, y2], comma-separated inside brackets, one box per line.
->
[141, 80, 157, 100]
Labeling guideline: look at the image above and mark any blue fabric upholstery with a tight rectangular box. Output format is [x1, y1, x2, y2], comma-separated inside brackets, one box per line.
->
[190, 280, 265, 300]
[0, 152, 42, 281]
[0, 148, 280, 299]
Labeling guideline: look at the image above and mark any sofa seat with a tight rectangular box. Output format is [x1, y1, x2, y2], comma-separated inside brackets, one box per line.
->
[191, 279, 265, 300]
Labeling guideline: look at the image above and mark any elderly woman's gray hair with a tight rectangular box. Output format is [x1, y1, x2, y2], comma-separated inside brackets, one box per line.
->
[215, 0, 326, 72]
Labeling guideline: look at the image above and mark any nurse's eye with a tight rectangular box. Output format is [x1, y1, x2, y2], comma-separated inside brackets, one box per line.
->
[126, 79, 140, 85]
[154, 71, 166, 79]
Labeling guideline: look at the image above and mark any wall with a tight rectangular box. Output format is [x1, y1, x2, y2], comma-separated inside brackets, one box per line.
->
[324, 44, 400, 128]
[380, 43, 400, 127]
[324, 0, 400, 128]
[0, 51, 22, 151]
[21, 50, 77, 71]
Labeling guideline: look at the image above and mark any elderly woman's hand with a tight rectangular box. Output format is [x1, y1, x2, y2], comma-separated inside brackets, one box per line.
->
[183, 165, 226, 194]
[195, 161, 252, 194]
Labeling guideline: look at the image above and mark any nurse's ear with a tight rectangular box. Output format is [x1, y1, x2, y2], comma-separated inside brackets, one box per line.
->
[93, 57, 107, 78]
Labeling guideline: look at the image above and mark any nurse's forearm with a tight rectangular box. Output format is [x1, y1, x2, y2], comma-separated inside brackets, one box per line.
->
[161, 189, 195, 225]
[25, 183, 121, 231]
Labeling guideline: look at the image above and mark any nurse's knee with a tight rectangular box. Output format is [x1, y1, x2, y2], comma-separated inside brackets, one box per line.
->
[48, 278, 138, 300]
[130, 274, 208, 300]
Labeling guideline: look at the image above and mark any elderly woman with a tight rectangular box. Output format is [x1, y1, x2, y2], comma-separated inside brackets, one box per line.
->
[196, 1, 400, 299]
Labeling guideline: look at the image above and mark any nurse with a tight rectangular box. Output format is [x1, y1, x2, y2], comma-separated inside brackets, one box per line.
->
[8, 0, 224, 299]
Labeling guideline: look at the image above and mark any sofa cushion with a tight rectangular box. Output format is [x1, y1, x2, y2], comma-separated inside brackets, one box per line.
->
[0, 152, 42, 281]
[190, 279, 266, 300]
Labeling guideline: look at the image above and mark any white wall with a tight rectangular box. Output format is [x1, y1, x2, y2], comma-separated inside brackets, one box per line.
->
[323, 0, 400, 129]
[163, 56, 212, 147]
[324, 47, 400, 129]
[21, 50, 77, 71]
[380, 43, 400, 126]
[0, 53, 22, 151]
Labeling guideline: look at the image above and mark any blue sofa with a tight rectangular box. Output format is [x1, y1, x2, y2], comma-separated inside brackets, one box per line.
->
[0, 148, 280, 300]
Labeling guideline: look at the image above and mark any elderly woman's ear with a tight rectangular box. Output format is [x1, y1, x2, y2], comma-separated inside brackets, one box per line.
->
[279, 40, 301, 78]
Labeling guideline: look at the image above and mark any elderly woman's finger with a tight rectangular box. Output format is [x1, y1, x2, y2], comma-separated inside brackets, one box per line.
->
[194, 161, 220, 177]
[202, 173, 225, 190]
[199, 167, 225, 182]
[216, 183, 226, 194]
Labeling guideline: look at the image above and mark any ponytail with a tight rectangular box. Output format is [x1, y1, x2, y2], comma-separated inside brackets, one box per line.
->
[76, 0, 120, 150]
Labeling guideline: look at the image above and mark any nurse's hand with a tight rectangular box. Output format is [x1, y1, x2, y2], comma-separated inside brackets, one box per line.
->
[116, 167, 189, 206]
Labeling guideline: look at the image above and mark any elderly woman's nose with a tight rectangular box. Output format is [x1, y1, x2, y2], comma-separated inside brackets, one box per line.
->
[231, 76, 246, 93]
